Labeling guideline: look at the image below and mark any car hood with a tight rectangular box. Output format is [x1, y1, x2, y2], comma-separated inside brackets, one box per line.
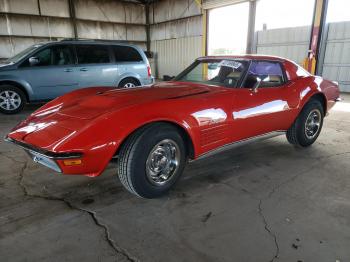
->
[7, 82, 221, 149]
[45, 81, 215, 120]
[0, 63, 12, 70]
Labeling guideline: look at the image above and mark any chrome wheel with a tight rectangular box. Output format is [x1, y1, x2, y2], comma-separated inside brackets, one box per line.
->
[124, 83, 136, 88]
[305, 109, 322, 139]
[0, 90, 22, 111]
[146, 139, 180, 186]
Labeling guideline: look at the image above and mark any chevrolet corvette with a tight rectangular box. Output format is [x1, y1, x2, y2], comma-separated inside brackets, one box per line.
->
[5, 55, 340, 198]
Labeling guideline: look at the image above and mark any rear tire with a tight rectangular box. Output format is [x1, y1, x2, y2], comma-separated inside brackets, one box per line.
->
[286, 99, 324, 147]
[118, 78, 140, 88]
[0, 85, 26, 114]
[117, 123, 187, 198]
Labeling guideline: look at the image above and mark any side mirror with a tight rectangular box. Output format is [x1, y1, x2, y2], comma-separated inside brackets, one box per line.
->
[252, 77, 262, 93]
[29, 56, 39, 66]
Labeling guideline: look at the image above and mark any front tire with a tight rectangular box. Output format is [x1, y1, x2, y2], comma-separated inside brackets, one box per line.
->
[286, 99, 324, 147]
[0, 85, 26, 114]
[117, 124, 187, 198]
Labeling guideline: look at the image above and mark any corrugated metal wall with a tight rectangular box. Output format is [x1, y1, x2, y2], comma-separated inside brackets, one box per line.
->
[202, 0, 248, 9]
[151, 36, 202, 77]
[255, 22, 350, 92]
[0, 0, 146, 60]
[322, 21, 350, 92]
[256, 26, 311, 65]
[150, 0, 203, 78]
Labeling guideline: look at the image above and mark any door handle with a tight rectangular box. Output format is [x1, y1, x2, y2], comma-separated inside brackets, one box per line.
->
[80, 68, 88, 71]
[64, 68, 73, 72]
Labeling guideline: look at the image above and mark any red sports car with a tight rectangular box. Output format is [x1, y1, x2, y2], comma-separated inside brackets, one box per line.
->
[5, 55, 340, 198]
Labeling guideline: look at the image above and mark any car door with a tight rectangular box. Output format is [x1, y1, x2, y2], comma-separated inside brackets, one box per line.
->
[17, 44, 79, 100]
[75, 44, 117, 88]
[229, 60, 296, 141]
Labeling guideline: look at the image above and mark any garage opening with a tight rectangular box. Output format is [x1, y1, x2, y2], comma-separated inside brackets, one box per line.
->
[208, 2, 250, 55]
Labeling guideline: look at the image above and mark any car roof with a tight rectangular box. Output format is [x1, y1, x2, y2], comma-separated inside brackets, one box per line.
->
[38, 40, 140, 48]
[198, 54, 287, 62]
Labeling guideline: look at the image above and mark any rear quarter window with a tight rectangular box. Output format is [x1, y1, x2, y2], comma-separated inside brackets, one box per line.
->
[113, 46, 143, 62]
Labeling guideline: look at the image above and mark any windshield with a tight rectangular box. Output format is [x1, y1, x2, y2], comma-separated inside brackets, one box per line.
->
[174, 59, 249, 88]
[4, 44, 42, 64]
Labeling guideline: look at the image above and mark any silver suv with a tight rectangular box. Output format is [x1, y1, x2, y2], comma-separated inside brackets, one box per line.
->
[0, 40, 154, 114]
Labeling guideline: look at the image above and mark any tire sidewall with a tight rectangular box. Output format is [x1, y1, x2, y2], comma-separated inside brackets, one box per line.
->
[128, 125, 187, 198]
[0, 85, 26, 114]
[296, 100, 324, 147]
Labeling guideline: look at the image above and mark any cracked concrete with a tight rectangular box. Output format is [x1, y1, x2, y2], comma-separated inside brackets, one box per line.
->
[258, 199, 279, 262]
[16, 157, 136, 262]
[1, 96, 350, 262]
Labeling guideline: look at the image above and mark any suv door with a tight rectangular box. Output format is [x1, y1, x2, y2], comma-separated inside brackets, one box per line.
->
[230, 61, 296, 141]
[17, 44, 78, 100]
[75, 44, 116, 88]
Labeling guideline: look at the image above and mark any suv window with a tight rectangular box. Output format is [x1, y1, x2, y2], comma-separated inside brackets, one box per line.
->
[113, 46, 143, 62]
[21, 45, 74, 67]
[243, 61, 285, 88]
[76, 45, 110, 64]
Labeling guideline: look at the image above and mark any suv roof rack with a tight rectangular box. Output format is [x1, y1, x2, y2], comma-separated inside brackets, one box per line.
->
[60, 38, 136, 43]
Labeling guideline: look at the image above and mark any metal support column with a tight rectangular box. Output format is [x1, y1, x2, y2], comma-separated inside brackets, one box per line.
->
[246, 0, 257, 54]
[305, 0, 329, 74]
[68, 0, 78, 39]
[145, 1, 151, 52]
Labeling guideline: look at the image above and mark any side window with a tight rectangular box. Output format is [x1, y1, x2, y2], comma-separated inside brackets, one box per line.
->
[76, 45, 110, 64]
[35, 48, 51, 66]
[113, 46, 143, 62]
[20, 45, 74, 67]
[51, 46, 74, 65]
[243, 61, 285, 88]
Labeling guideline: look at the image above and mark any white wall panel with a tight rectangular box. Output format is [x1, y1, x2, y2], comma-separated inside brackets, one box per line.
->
[75, 0, 145, 24]
[0, 0, 39, 14]
[39, 0, 70, 18]
[152, 0, 201, 24]
[151, 36, 202, 78]
[0, 0, 147, 59]
[202, 0, 248, 9]
[256, 26, 310, 64]
[0, 14, 73, 38]
[322, 21, 350, 92]
[0, 36, 50, 59]
[151, 16, 202, 41]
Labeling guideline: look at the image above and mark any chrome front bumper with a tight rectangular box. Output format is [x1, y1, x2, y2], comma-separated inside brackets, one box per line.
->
[4, 136, 83, 173]
[26, 150, 62, 172]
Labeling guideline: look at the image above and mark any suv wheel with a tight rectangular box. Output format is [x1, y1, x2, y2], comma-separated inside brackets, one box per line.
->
[117, 123, 187, 198]
[118, 78, 140, 88]
[0, 85, 26, 114]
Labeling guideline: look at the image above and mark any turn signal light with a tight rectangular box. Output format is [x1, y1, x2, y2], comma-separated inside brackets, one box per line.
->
[63, 159, 82, 166]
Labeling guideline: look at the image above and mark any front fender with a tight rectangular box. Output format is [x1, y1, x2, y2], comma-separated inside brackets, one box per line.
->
[53, 101, 200, 177]
[0, 74, 34, 99]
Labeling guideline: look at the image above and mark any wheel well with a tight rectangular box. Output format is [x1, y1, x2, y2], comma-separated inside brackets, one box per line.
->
[0, 81, 29, 102]
[116, 121, 195, 159]
[309, 93, 327, 114]
[119, 77, 141, 86]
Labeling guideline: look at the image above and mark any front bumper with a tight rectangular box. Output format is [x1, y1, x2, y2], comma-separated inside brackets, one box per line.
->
[4, 136, 83, 173]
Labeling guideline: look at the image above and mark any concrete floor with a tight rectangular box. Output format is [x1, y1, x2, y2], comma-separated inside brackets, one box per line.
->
[1, 95, 350, 262]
